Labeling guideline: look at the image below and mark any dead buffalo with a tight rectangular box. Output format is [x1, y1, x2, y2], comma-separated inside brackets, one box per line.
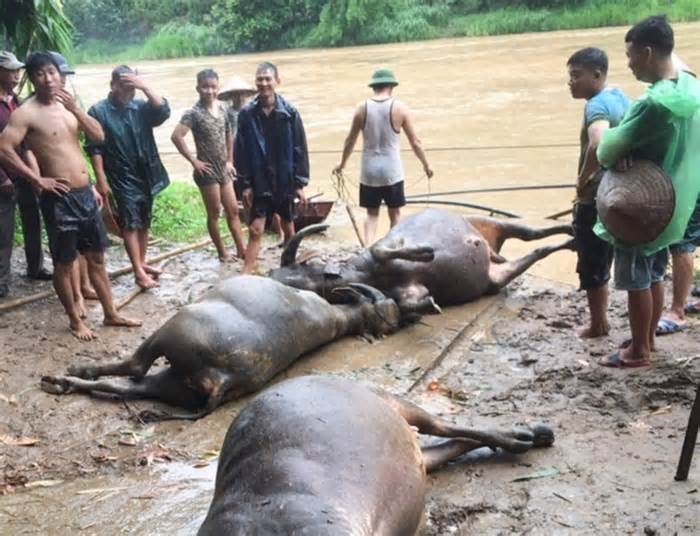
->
[40, 276, 400, 418]
[198, 375, 553, 535]
[270, 208, 573, 314]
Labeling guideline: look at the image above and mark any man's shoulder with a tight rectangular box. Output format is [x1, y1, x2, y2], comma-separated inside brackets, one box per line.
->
[585, 88, 629, 123]
[275, 94, 299, 115]
[88, 98, 110, 115]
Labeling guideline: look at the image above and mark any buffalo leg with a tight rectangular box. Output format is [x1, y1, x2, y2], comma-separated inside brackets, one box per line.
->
[467, 216, 572, 253]
[487, 239, 575, 291]
[68, 334, 161, 379]
[379, 392, 553, 454]
[40, 369, 206, 409]
[422, 439, 483, 472]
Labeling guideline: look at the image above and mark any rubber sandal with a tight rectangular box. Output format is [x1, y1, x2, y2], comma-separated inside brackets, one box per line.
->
[683, 302, 700, 315]
[599, 351, 650, 368]
[655, 318, 687, 336]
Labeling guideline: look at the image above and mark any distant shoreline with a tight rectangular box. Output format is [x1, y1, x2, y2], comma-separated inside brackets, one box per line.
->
[68, 0, 700, 66]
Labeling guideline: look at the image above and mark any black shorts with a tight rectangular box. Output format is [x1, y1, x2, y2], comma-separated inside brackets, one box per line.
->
[40, 186, 110, 265]
[573, 202, 613, 290]
[114, 193, 154, 231]
[249, 195, 295, 224]
[359, 182, 406, 209]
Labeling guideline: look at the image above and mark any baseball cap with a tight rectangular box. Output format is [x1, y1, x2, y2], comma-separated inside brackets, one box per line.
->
[0, 51, 24, 70]
[48, 51, 75, 75]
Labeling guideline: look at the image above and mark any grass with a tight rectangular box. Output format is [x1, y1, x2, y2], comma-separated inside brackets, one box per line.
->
[444, 0, 700, 38]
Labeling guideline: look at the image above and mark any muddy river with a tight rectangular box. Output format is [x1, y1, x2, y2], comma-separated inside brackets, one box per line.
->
[69, 22, 700, 284]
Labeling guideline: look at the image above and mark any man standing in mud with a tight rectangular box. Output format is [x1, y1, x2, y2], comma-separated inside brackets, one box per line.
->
[0, 52, 140, 340]
[87, 65, 170, 289]
[567, 47, 629, 339]
[235, 62, 309, 274]
[596, 16, 700, 367]
[333, 68, 433, 245]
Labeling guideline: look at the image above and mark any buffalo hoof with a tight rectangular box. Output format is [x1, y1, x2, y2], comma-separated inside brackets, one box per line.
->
[528, 422, 555, 447]
[40, 376, 73, 395]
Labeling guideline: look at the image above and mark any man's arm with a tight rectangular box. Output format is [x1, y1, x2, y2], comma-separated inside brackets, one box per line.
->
[0, 110, 70, 194]
[576, 119, 609, 196]
[398, 102, 433, 178]
[55, 88, 104, 143]
[333, 104, 364, 175]
[292, 112, 310, 190]
[121, 73, 170, 126]
[171, 122, 214, 177]
[90, 153, 111, 197]
[597, 99, 667, 169]
[225, 123, 235, 177]
[234, 112, 253, 207]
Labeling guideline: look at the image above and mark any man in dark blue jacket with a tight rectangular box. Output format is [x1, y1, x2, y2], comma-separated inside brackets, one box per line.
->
[235, 62, 309, 274]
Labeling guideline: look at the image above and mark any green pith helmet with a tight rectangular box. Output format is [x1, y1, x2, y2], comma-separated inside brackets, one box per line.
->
[368, 68, 398, 87]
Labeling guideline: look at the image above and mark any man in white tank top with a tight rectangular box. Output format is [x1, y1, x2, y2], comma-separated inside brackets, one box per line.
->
[333, 69, 433, 245]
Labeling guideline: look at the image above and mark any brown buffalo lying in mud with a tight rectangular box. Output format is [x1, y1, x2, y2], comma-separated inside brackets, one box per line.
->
[198, 375, 554, 535]
[271, 208, 573, 314]
[40, 276, 400, 418]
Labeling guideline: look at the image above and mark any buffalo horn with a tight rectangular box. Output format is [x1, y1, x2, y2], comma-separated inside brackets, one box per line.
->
[347, 283, 386, 303]
[280, 224, 330, 267]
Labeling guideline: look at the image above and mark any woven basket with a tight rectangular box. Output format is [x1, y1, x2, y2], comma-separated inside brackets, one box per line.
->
[596, 160, 675, 245]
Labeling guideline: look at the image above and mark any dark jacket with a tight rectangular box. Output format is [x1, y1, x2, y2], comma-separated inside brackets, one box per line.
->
[86, 95, 170, 204]
[234, 94, 309, 200]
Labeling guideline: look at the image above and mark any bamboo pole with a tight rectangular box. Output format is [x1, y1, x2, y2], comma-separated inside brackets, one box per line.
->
[345, 204, 366, 248]
[115, 287, 145, 311]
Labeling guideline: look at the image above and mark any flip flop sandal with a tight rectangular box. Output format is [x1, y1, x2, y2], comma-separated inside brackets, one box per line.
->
[599, 351, 650, 368]
[655, 318, 687, 336]
[692, 286, 700, 298]
[683, 302, 700, 315]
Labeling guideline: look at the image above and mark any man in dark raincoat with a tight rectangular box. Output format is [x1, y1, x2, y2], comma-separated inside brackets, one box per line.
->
[234, 62, 309, 274]
[87, 65, 170, 289]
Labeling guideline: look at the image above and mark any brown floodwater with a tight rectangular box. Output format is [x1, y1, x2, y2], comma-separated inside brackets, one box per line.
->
[71, 23, 700, 285]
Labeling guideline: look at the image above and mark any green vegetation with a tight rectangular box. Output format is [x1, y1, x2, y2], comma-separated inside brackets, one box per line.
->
[0, 0, 73, 58]
[57, 0, 700, 64]
[150, 181, 212, 242]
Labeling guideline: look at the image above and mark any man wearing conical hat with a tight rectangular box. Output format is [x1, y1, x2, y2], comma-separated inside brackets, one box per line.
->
[333, 68, 433, 245]
[595, 16, 700, 367]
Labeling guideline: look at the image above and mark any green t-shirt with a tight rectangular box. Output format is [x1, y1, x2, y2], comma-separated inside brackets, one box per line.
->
[595, 70, 700, 254]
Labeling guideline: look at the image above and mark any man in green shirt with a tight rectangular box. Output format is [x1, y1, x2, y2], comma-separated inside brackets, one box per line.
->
[596, 16, 700, 367]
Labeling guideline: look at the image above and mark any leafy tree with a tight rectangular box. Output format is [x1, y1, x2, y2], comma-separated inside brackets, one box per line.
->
[0, 0, 73, 57]
[212, 0, 325, 52]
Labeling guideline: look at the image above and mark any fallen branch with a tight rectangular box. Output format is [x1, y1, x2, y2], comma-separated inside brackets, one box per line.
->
[115, 287, 145, 311]
[0, 238, 213, 314]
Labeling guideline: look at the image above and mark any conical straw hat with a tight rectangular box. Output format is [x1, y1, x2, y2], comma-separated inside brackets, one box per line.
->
[596, 160, 675, 245]
[218, 75, 256, 100]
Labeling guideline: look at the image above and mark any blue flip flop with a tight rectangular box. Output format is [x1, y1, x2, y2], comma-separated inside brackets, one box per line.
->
[684, 302, 700, 315]
[655, 318, 687, 336]
[600, 351, 650, 368]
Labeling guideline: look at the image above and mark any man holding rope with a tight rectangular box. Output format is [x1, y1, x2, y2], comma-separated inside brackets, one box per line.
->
[333, 68, 433, 245]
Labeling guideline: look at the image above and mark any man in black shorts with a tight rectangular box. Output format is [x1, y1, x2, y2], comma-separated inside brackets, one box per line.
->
[0, 52, 140, 340]
[235, 62, 309, 274]
[333, 69, 433, 244]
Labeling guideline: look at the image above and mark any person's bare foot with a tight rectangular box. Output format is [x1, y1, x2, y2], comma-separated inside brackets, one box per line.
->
[619, 343, 651, 364]
[75, 297, 88, 319]
[104, 314, 142, 327]
[70, 319, 96, 341]
[135, 273, 159, 289]
[576, 323, 609, 338]
[81, 285, 98, 300]
[144, 264, 162, 278]
[218, 252, 232, 263]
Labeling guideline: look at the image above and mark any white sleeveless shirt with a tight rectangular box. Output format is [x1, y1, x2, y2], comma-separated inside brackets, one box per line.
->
[360, 98, 404, 187]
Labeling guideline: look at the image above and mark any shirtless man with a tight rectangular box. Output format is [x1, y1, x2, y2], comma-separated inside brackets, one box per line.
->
[0, 52, 140, 340]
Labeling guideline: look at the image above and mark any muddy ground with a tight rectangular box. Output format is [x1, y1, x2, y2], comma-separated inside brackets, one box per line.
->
[1, 209, 698, 534]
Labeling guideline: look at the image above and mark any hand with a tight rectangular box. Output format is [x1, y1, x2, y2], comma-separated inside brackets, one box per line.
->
[424, 165, 434, 179]
[295, 188, 307, 206]
[242, 188, 253, 210]
[192, 159, 214, 177]
[119, 72, 147, 91]
[614, 156, 633, 172]
[96, 182, 112, 198]
[54, 88, 78, 113]
[36, 177, 71, 195]
[332, 164, 343, 177]
[92, 185, 103, 209]
[225, 161, 236, 178]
